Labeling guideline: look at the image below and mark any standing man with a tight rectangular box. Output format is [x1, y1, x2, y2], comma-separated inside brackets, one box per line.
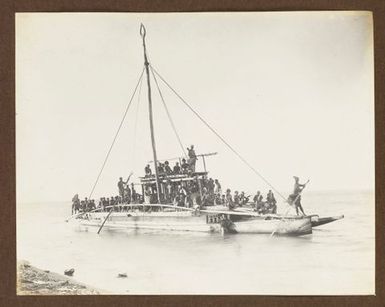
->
[144, 186, 152, 204]
[253, 191, 261, 209]
[131, 183, 136, 203]
[214, 179, 222, 195]
[266, 190, 277, 208]
[225, 189, 234, 210]
[187, 145, 197, 172]
[207, 178, 215, 195]
[71, 194, 80, 214]
[118, 172, 133, 199]
[165, 179, 172, 202]
[125, 184, 131, 204]
[288, 176, 307, 216]
[269, 191, 277, 214]
[233, 191, 240, 207]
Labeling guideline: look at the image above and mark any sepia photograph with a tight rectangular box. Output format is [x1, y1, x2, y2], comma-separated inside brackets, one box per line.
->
[16, 12, 374, 295]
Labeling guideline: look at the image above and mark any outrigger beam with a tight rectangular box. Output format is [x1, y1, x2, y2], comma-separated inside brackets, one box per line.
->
[140, 24, 162, 203]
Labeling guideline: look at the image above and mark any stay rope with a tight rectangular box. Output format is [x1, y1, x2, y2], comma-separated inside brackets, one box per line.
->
[87, 67, 145, 199]
[150, 64, 187, 158]
[150, 65, 287, 202]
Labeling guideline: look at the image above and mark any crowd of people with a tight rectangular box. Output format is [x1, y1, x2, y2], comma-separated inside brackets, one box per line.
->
[144, 145, 198, 177]
[70, 142, 306, 216]
[71, 193, 143, 214]
[71, 178, 309, 216]
[71, 176, 278, 215]
[142, 176, 223, 207]
[71, 176, 307, 216]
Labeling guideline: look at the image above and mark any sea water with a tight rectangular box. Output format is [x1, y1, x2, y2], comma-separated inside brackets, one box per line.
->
[17, 190, 374, 295]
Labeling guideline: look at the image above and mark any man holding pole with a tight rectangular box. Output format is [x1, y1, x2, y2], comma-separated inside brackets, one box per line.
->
[117, 172, 133, 199]
[288, 176, 308, 216]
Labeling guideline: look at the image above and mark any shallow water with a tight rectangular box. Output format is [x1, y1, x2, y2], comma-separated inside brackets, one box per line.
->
[17, 190, 374, 295]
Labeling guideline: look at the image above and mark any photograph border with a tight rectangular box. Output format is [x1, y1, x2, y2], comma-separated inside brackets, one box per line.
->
[1, 0, 384, 306]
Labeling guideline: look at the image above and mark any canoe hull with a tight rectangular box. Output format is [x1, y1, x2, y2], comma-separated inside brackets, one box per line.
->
[310, 215, 344, 227]
[75, 212, 311, 236]
[229, 217, 312, 236]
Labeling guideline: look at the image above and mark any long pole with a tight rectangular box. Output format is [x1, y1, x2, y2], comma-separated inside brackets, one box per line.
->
[97, 205, 114, 234]
[202, 156, 207, 172]
[140, 24, 162, 203]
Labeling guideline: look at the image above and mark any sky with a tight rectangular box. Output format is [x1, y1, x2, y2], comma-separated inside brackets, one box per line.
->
[16, 12, 374, 203]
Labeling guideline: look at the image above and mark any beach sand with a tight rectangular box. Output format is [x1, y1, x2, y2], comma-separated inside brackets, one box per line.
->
[17, 260, 102, 295]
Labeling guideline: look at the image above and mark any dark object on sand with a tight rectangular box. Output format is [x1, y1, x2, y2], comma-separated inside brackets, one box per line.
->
[64, 268, 75, 276]
[117, 273, 127, 278]
[44, 270, 50, 273]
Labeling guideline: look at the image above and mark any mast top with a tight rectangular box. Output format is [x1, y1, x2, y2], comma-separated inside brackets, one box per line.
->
[140, 23, 146, 38]
[140, 24, 149, 66]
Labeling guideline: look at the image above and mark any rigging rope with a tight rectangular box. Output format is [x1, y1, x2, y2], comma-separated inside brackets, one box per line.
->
[150, 65, 187, 158]
[131, 74, 144, 167]
[150, 65, 287, 202]
[88, 67, 145, 199]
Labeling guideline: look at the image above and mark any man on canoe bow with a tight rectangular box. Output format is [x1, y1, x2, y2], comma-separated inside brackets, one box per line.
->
[288, 176, 308, 216]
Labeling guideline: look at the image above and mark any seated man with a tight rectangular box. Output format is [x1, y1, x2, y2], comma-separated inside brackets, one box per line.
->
[266, 190, 277, 214]
[253, 191, 261, 209]
[263, 201, 271, 214]
[89, 199, 96, 211]
[157, 163, 165, 175]
[201, 187, 209, 207]
[173, 162, 181, 174]
[256, 195, 264, 214]
[164, 161, 172, 174]
[144, 164, 152, 176]
[270, 202, 277, 214]
[105, 198, 110, 211]
[214, 193, 222, 206]
[221, 194, 226, 205]
[214, 179, 222, 195]
[181, 159, 189, 173]
[178, 193, 186, 207]
[97, 198, 103, 209]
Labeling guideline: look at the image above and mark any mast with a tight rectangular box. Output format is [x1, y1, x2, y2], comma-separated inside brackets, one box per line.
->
[140, 24, 162, 203]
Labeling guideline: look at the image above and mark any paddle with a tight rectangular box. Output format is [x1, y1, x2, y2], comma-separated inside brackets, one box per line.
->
[270, 179, 309, 237]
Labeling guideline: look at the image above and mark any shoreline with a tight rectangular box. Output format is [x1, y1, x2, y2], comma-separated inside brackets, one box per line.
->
[17, 260, 104, 295]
